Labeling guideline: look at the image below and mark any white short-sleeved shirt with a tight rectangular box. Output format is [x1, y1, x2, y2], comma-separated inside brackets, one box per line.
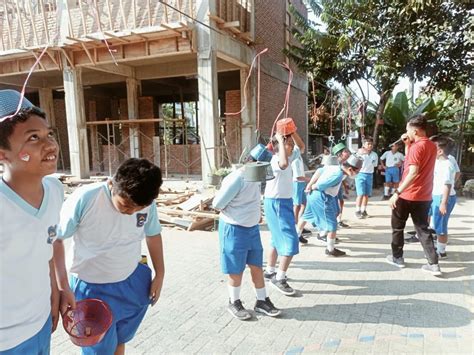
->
[264, 147, 301, 199]
[432, 159, 456, 196]
[315, 165, 344, 197]
[380, 151, 405, 168]
[448, 155, 460, 173]
[212, 170, 261, 227]
[0, 176, 63, 351]
[58, 182, 161, 284]
[291, 156, 305, 181]
[358, 151, 378, 173]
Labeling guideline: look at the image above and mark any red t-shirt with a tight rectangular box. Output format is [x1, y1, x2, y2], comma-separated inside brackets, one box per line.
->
[400, 137, 437, 201]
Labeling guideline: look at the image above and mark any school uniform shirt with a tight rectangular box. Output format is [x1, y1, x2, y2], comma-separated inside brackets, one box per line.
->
[264, 147, 301, 199]
[0, 176, 64, 351]
[358, 151, 378, 173]
[57, 182, 161, 284]
[291, 156, 305, 181]
[315, 165, 344, 196]
[448, 155, 460, 174]
[380, 151, 404, 168]
[212, 169, 261, 227]
[432, 159, 456, 196]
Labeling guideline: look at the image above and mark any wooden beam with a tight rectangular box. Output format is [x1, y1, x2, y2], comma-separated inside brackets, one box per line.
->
[104, 32, 130, 43]
[85, 63, 134, 77]
[219, 21, 240, 29]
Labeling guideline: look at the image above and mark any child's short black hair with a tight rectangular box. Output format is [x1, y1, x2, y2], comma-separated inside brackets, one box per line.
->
[363, 137, 373, 144]
[431, 135, 453, 156]
[0, 107, 46, 150]
[408, 115, 428, 131]
[112, 158, 163, 206]
[270, 135, 291, 153]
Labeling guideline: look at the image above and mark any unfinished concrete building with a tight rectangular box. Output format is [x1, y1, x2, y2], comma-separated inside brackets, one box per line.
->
[0, 0, 308, 182]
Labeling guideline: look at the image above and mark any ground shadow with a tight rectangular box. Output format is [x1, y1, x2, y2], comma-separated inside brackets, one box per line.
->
[280, 298, 472, 328]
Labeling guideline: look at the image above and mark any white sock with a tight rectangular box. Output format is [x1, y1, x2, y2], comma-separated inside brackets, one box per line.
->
[276, 270, 286, 281]
[327, 237, 336, 251]
[255, 287, 267, 301]
[337, 215, 342, 222]
[390, 187, 395, 194]
[356, 206, 361, 212]
[384, 187, 390, 196]
[296, 225, 302, 236]
[320, 230, 327, 237]
[437, 242, 447, 254]
[228, 285, 240, 303]
[265, 265, 275, 274]
[361, 205, 366, 213]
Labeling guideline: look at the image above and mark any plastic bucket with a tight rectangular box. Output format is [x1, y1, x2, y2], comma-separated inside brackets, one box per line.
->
[243, 162, 270, 182]
[62, 298, 113, 347]
[276, 118, 297, 136]
[249, 144, 273, 162]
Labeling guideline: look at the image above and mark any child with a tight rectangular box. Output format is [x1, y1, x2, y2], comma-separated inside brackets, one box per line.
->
[305, 155, 362, 256]
[264, 132, 305, 296]
[54, 158, 164, 355]
[332, 143, 351, 228]
[0, 90, 62, 353]
[431, 136, 457, 258]
[380, 144, 404, 200]
[212, 155, 281, 320]
[355, 138, 378, 218]
[291, 154, 310, 244]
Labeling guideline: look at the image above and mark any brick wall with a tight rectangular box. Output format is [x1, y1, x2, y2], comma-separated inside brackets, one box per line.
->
[224, 90, 242, 163]
[159, 144, 201, 175]
[138, 96, 157, 161]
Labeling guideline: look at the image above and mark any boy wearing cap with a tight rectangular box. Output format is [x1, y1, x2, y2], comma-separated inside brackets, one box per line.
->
[54, 158, 165, 354]
[380, 144, 404, 200]
[305, 155, 362, 256]
[264, 132, 305, 296]
[355, 138, 378, 218]
[212, 149, 281, 320]
[0, 90, 62, 353]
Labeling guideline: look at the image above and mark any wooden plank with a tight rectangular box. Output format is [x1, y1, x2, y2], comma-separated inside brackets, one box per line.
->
[219, 21, 240, 29]
[158, 207, 219, 220]
[187, 218, 214, 231]
[176, 193, 214, 211]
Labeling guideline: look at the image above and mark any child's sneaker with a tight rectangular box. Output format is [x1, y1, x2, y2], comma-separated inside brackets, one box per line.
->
[338, 221, 350, 228]
[301, 228, 312, 235]
[355, 211, 363, 219]
[270, 277, 295, 296]
[228, 299, 252, 320]
[325, 248, 346, 257]
[361, 211, 369, 218]
[263, 271, 276, 280]
[386, 255, 406, 268]
[421, 263, 442, 276]
[254, 297, 281, 317]
[299, 235, 309, 244]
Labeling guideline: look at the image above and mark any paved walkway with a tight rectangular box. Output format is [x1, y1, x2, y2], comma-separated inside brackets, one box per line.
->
[52, 194, 473, 354]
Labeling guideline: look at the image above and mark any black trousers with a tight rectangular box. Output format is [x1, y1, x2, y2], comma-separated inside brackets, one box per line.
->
[391, 197, 438, 264]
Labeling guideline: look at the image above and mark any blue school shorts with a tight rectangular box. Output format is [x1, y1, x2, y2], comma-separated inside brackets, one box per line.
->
[293, 181, 307, 205]
[0, 316, 51, 355]
[264, 198, 299, 256]
[70, 263, 152, 355]
[355, 172, 373, 196]
[218, 220, 263, 274]
[306, 190, 338, 233]
[385, 167, 400, 183]
[431, 195, 456, 235]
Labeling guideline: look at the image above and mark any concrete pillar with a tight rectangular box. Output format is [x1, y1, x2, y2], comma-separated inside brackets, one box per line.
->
[126, 77, 141, 158]
[240, 68, 257, 154]
[38, 88, 56, 127]
[62, 66, 90, 178]
[196, 0, 219, 183]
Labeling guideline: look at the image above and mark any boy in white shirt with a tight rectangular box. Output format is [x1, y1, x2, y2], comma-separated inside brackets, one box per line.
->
[263, 132, 305, 296]
[212, 152, 281, 320]
[291, 154, 311, 244]
[430, 136, 457, 258]
[380, 144, 405, 199]
[355, 138, 378, 218]
[0, 90, 62, 354]
[54, 158, 164, 355]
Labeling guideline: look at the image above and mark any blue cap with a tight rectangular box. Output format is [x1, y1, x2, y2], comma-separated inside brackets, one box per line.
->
[0, 90, 36, 120]
[249, 143, 273, 162]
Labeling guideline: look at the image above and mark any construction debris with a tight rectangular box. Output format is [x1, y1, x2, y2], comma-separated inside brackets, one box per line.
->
[156, 187, 218, 231]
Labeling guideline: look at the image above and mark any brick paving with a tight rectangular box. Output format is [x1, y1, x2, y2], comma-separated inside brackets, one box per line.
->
[52, 193, 473, 354]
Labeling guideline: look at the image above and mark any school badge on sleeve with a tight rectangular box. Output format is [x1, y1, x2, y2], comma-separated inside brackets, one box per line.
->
[47, 225, 58, 244]
[136, 213, 148, 227]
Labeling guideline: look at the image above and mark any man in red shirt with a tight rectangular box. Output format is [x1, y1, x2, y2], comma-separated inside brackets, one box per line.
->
[386, 115, 441, 275]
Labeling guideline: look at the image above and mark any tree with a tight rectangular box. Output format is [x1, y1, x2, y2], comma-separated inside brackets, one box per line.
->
[286, 0, 473, 148]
